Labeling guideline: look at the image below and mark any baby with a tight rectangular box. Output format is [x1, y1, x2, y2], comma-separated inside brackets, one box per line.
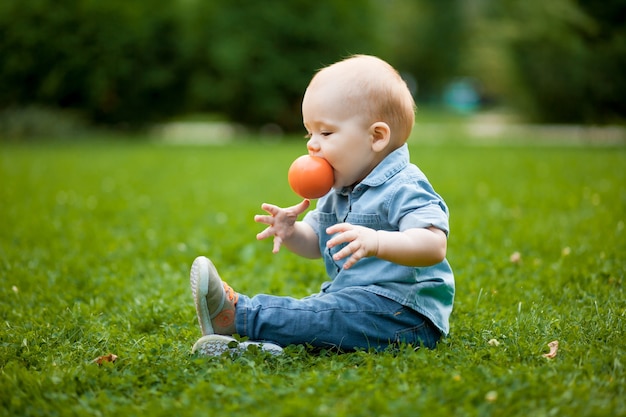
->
[190, 55, 454, 355]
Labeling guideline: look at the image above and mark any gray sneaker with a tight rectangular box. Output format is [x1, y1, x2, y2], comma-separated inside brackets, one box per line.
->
[192, 334, 284, 357]
[190, 256, 238, 335]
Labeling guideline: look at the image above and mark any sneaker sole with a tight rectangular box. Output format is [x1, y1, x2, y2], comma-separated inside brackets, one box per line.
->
[192, 334, 238, 356]
[240, 341, 284, 356]
[190, 256, 214, 335]
[192, 334, 284, 357]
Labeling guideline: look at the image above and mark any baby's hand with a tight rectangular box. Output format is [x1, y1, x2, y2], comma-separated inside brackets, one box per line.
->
[254, 199, 310, 253]
[326, 223, 379, 269]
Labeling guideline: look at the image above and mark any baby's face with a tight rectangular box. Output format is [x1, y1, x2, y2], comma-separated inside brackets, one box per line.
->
[302, 83, 381, 189]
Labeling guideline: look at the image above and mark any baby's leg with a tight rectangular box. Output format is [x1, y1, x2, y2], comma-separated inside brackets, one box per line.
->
[235, 287, 440, 351]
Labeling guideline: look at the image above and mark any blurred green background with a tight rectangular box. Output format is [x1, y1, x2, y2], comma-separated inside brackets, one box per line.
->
[0, 0, 624, 137]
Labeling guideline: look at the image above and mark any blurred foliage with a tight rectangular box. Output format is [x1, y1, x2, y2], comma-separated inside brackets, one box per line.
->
[475, 0, 626, 124]
[0, 0, 376, 131]
[379, 0, 468, 101]
[0, 0, 624, 135]
[0, 0, 186, 126]
[178, 0, 377, 130]
[0, 106, 87, 140]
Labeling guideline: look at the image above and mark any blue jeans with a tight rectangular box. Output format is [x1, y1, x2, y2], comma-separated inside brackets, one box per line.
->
[235, 287, 441, 351]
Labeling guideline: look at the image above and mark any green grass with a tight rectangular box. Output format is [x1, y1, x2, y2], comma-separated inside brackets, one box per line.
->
[1, 136, 624, 416]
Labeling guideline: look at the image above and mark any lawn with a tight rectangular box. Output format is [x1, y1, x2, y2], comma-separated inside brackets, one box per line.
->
[0, 134, 624, 416]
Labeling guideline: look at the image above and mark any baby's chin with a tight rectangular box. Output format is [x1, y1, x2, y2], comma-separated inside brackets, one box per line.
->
[333, 171, 365, 190]
[332, 177, 346, 190]
[333, 182, 354, 191]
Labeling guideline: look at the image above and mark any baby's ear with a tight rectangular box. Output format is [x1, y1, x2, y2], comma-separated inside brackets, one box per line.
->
[370, 122, 391, 152]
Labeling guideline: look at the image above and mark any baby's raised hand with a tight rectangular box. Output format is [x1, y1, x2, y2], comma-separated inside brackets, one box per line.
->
[254, 199, 310, 253]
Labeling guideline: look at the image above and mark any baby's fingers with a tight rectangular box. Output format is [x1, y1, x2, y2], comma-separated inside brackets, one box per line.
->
[260, 203, 281, 216]
[342, 255, 359, 270]
[292, 199, 311, 215]
[272, 236, 283, 254]
[327, 229, 355, 249]
[256, 226, 274, 241]
[333, 240, 358, 261]
[254, 214, 274, 226]
[332, 246, 360, 270]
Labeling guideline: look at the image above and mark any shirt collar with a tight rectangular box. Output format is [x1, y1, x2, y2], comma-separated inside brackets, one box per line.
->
[336, 144, 410, 194]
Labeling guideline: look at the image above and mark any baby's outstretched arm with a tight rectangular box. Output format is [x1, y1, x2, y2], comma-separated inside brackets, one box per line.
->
[326, 224, 447, 269]
[254, 199, 321, 258]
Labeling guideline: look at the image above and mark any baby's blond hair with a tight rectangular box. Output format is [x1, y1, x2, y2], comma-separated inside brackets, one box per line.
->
[309, 55, 416, 145]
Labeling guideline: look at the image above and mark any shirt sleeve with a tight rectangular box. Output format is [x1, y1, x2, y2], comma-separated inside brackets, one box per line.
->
[388, 179, 450, 236]
[303, 209, 320, 235]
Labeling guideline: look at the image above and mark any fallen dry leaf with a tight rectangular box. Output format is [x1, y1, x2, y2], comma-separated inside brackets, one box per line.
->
[488, 338, 500, 347]
[485, 390, 498, 403]
[542, 341, 559, 359]
[93, 353, 118, 365]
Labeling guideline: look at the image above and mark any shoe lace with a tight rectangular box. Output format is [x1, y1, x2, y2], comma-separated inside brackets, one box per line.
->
[223, 282, 239, 304]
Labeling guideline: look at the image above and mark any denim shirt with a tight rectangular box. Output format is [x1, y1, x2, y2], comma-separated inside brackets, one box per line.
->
[303, 144, 455, 335]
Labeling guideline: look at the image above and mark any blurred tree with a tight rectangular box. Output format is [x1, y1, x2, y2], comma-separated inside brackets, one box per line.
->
[474, 0, 626, 123]
[3, 0, 621, 129]
[181, 0, 378, 130]
[0, 0, 187, 125]
[379, 0, 469, 104]
[574, 0, 626, 123]
[0, 0, 378, 130]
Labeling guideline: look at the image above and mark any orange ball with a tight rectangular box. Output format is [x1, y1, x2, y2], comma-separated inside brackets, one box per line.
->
[288, 155, 334, 199]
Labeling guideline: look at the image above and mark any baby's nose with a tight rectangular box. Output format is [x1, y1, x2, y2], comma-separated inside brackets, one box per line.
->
[307, 138, 320, 154]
